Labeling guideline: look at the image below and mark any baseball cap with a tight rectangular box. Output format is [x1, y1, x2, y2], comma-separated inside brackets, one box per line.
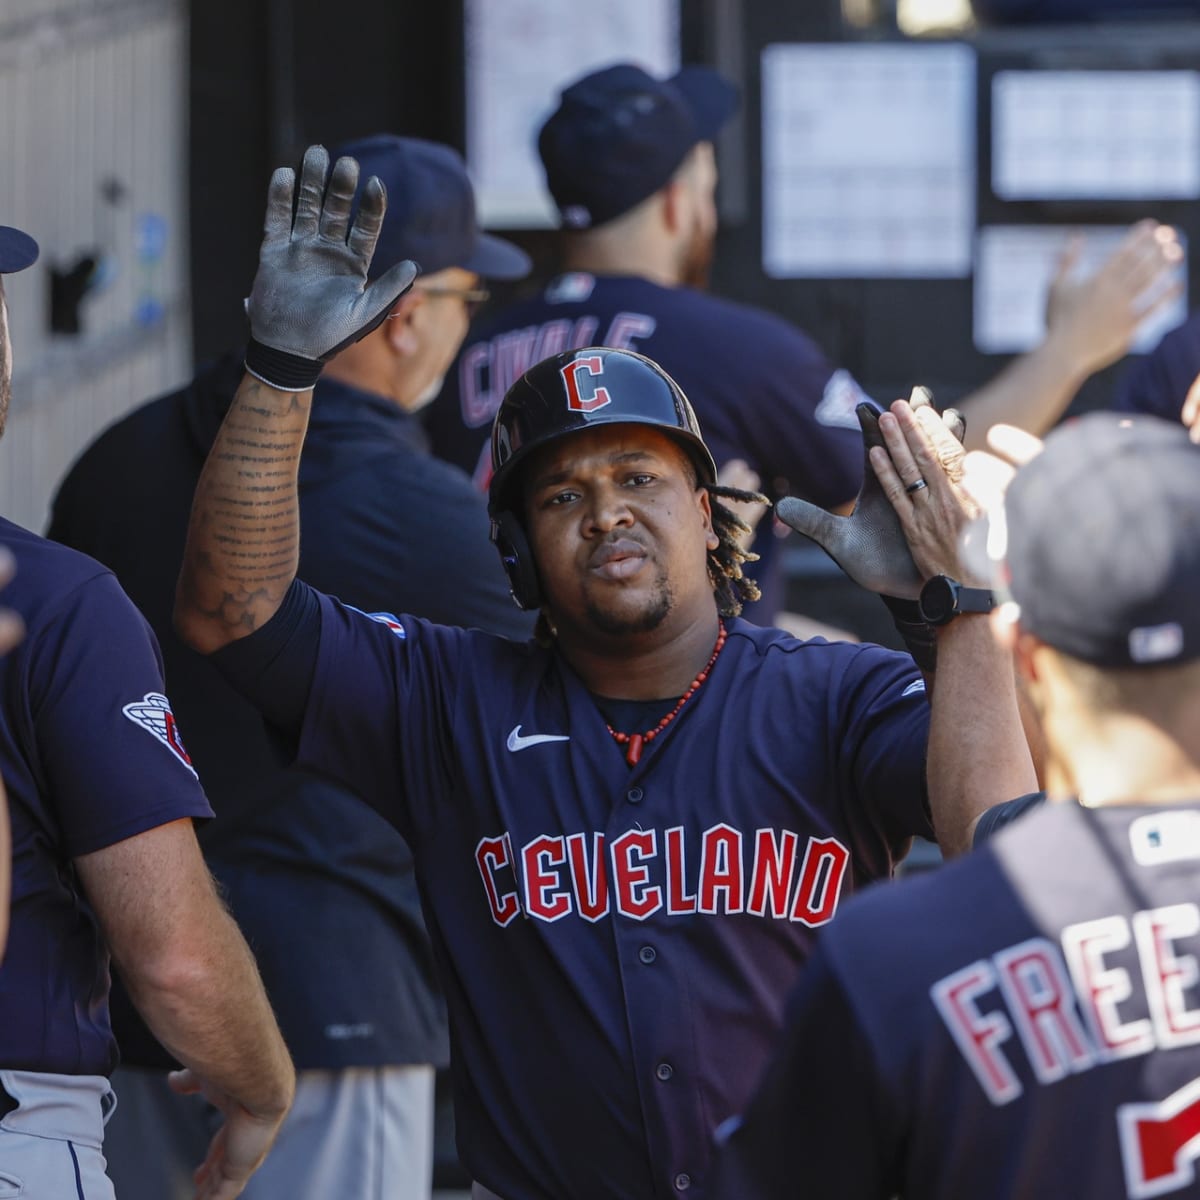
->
[0, 225, 38, 274]
[538, 63, 739, 230]
[333, 134, 530, 281]
[1001, 412, 1200, 668]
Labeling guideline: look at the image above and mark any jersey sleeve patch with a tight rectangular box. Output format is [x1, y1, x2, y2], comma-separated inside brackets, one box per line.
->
[121, 693, 198, 778]
[815, 368, 872, 430]
[345, 606, 407, 638]
[545, 272, 596, 303]
[901, 678, 927, 697]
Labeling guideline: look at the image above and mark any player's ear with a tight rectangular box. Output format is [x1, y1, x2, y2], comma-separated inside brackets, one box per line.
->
[1009, 625, 1043, 686]
[696, 484, 718, 548]
[383, 291, 423, 357]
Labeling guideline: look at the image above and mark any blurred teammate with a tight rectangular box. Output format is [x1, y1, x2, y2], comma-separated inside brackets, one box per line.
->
[0, 222, 293, 1198]
[714, 411, 1200, 1200]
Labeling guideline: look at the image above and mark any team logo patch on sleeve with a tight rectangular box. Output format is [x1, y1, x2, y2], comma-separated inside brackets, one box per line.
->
[122, 693, 198, 778]
[346, 606, 407, 638]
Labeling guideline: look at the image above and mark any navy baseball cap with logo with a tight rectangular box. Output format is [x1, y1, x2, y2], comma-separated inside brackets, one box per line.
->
[0, 225, 38, 274]
[1000, 412, 1200, 668]
[537, 63, 740, 230]
[333, 134, 530, 282]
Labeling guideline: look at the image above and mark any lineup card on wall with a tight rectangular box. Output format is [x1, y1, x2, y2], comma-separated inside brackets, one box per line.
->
[761, 43, 975, 278]
[465, 0, 679, 228]
[974, 225, 1188, 355]
[993, 71, 1200, 201]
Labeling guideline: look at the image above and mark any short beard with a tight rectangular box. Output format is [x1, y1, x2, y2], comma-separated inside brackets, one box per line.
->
[584, 578, 674, 635]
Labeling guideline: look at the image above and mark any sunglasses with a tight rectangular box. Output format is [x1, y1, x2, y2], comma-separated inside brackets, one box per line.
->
[389, 284, 492, 319]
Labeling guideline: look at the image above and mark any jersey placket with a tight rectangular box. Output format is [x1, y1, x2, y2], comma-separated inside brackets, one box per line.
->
[600, 684, 715, 1197]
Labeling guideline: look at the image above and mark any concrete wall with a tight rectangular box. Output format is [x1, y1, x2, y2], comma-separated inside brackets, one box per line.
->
[0, 0, 190, 532]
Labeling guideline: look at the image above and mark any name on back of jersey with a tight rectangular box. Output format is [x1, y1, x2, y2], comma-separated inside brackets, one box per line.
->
[932, 902, 1200, 1107]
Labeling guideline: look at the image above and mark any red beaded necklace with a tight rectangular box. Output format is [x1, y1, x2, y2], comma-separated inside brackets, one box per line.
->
[606, 622, 727, 766]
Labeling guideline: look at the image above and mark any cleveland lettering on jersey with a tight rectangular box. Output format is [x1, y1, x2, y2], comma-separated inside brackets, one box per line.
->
[933, 902, 1200, 1106]
[475, 825, 850, 928]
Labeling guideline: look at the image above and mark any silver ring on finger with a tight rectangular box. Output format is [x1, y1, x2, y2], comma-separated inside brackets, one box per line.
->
[905, 478, 929, 495]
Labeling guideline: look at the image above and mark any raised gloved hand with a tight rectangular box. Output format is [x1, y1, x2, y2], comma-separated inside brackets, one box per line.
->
[244, 144, 418, 392]
[776, 387, 965, 601]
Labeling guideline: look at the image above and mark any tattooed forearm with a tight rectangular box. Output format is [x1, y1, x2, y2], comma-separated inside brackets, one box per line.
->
[175, 375, 313, 652]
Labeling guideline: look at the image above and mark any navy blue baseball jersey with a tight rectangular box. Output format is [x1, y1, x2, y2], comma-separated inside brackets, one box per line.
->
[425, 273, 868, 619]
[216, 582, 932, 1200]
[1114, 312, 1200, 424]
[714, 800, 1200, 1200]
[0, 517, 212, 1076]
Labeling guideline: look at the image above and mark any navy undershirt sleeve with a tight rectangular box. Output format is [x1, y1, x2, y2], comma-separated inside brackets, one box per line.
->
[972, 790, 1048, 847]
[209, 579, 321, 736]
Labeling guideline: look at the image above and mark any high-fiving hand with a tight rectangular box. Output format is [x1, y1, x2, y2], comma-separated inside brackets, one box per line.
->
[244, 145, 418, 392]
[775, 387, 965, 599]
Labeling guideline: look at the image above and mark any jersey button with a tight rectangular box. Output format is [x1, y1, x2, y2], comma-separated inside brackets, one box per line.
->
[638, 945, 656, 964]
[656, 1062, 673, 1081]
[626, 786, 644, 804]
[674, 1173, 691, 1191]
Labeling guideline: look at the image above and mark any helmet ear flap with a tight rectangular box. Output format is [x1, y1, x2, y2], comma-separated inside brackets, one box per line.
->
[490, 511, 543, 611]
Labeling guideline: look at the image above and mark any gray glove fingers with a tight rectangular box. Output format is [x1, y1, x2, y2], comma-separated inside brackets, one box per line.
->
[319, 259, 420, 361]
[909, 385, 934, 411]
[775, 496, 841, 544]
[347, 175, 388, 264]
[941, 406, 966, 445]
[262, 167, 297, 243]
[318, 155, 360, 246]
[292, 145, 331, 240]
[776, 496, 922, 598]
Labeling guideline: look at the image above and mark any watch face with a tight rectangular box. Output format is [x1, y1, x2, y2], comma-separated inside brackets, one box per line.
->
[919, 576, 956, 625]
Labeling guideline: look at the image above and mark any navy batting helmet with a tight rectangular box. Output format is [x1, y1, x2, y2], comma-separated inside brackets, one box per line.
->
[488, 347, 718, 610]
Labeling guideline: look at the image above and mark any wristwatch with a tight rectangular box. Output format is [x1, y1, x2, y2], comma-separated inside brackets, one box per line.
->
[918, 575, 996, 626]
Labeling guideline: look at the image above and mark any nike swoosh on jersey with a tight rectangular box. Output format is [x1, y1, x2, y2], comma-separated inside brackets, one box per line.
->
[507, 725, 571, 752]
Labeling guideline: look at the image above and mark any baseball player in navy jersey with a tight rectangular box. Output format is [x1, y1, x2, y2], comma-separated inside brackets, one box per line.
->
[426, 61, 1181, 622]
[0, 224, 293, 1198]
[172, 145, 1033, 1200]
[713, 411, 1200, 1200]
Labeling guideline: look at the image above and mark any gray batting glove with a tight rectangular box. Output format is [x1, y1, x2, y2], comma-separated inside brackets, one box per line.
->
[244, 144, 418, 392]
[775, 388, 965, 600]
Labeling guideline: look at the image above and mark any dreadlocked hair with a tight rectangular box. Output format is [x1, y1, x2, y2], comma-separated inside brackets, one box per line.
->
[704, 482, 770, 617]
